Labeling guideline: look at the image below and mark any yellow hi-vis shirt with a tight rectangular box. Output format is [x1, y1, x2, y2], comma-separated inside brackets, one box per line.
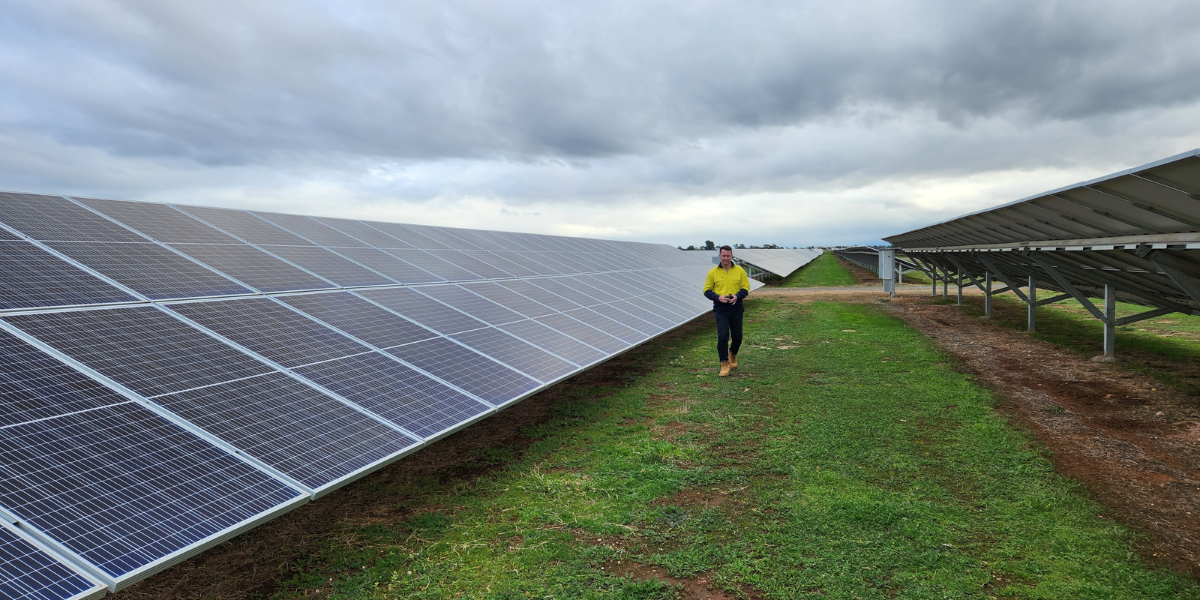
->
[704, 264, 750, 297]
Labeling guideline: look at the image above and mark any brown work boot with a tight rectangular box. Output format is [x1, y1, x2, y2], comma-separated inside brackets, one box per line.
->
[719, 361, 731, 377]
[729, 354, 738, 369]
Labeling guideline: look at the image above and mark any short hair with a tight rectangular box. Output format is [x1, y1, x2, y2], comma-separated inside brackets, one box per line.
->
[719, 245, 733, 253]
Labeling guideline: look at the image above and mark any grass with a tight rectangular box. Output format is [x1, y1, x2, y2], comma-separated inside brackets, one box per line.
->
[958, 293, 1200, 394]
[269, 298, 1199, 600]
[776, 251, 860, 287]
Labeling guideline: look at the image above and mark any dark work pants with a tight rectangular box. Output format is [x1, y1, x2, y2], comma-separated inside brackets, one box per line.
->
[713, 305, 744, 362]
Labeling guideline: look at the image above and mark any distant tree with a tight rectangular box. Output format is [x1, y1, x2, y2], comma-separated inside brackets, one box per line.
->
[734, 243, 746, 249]
[686, 245, 697, 250]
[762, 243, 780, 249]
[704, 240, 715, 250]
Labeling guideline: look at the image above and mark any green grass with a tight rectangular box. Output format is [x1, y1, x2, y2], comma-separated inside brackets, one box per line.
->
[959, 293, 1200, 394]
[274, 299, 1199, 600]
[777, 251, 859, 287]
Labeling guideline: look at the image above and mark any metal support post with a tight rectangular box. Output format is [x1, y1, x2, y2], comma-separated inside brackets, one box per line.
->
[1027, 276, 1036, 332]
[932, 271, 937, 296]
[1103, 284, 1116, 356]
[984, 271, 992, 316]
[956, 271, 963, 305]
[942, 268, 948, 298]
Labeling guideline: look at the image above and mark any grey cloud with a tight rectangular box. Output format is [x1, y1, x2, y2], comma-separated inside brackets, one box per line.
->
[4, 0, 1200, 169]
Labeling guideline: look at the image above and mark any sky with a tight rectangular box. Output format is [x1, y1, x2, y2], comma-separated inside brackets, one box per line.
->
[2, 1, 1200, 248]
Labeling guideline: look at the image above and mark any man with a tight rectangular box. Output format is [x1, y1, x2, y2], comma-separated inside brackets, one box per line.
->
[703, 245, 750, 377]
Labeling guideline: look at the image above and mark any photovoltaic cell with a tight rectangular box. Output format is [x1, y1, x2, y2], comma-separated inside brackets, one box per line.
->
[359, 288, 488, 334]
[426, 250, 512, 279]
[408, 225, 480, 249]
[0, 193, 145, 243]
[0, 329, 127, 428]
[540, 252, 591, 274]
[0, 241, 136, 309]
[493, 251, 558, 275]
[278, 292, 439, 349]
[154, 372, 417, 489]
[415, 284, 527, 325]
[0, 402, 302, 581]
[394, 250, 482, 281]
[367, 222, 449, 249]
[313, 218, 415, 249]
[527, 277, 598, 307]
[462, 250, 537, 277]
[451, 327, 576, 382]
[294, 352, 489, 438]
[614, 298, 678, 328]
[499, 319, 606, 366]
[251, 212, 369, 248]
[462, 282, 557, 318]
[0, 523, 102, 600]
[169, 243, 333, 293]
[259, 245, 394, 287]
[383, 337, 539, 406]
[45, 241, 251, 300]
[77, 197, 238, 244]
[565, 308, 648, 343]
[589, 303, 664, 335]
[4, 306, 275, 398]
[498, 279, 581, 312]
[331, 248, 443, 283]
[535, 313, 627, 354]
[173, 205, 314, 246]
[169, 298, 371, 369]
[443, 228, 504, 251]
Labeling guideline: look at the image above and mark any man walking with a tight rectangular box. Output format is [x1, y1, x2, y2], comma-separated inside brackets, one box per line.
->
[703, 245, 750, 377]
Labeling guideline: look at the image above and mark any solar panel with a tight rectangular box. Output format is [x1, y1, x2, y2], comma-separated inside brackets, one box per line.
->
[0, 193, 145, 243]
[382, 337, 539, 406]
[312, 218, 416, 249]
[252, 212, 370, 248]
[526, 277, 596, 307]
[394, 249, 483, 281]
[367, 222, 449, 249]
[624, 296, 692, 326]
[293, 352, 490, 438]
[443, 228, 505, 251]
[330, 247, 443, 283]
[0, 241, 137, 309]
[168, 243, 333, 293]
[154, 372, 418, 490]
[499, 319, 606, 366]
[463, 282, 557, 318]
[76, 197, 239, 244]
[414, 284, 527, 325]
[451, 327, 576, 382]
[0, 329, 128, 428]
[405, 224, 479, 249]
[0, 402, 303, 585]
[278, 292, 440, 349]
[359, 288, 489, 334]
[426, 250, 512, 279]
[4, 306, 275, 398]
[565, 307, 649, 343]
[543, 252, 592, 273]
[173, 205, 314, 246]
[535, 313, 628, 354]
[44, 242, 251, 300]
[258, 245, 394, 287]
[498, 279, 582, 312]
[463, 250, 538, 277]
[168, 298, 372, 369]
[0, 522, 104, 600]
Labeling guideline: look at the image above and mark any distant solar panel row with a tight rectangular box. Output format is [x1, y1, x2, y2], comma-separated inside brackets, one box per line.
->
[0, 192, 720, 596]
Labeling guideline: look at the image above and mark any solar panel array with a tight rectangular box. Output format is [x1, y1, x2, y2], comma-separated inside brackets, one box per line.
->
[0, 192, 721, 596]
[732, 249, 823, 278]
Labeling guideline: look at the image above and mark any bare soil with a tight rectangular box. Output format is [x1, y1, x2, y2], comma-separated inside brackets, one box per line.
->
[760, 285, 1200, 577]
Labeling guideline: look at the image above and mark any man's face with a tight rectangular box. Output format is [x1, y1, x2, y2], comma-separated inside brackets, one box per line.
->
[719, 249, 732, 266]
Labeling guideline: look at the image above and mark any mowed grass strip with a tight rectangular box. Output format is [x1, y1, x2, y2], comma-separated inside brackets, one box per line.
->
[276, 299, 1199, 599]
[777, 251, 859, 287]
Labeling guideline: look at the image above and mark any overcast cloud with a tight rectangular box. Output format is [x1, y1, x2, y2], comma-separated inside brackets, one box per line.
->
[2, 0, 1200, 246]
